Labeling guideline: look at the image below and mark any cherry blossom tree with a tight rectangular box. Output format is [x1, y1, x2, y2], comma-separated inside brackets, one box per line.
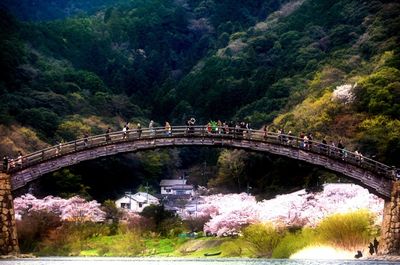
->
[332, 84, 356, 104]
[14, 194, 105, 222]
[197, 184, 384, 236]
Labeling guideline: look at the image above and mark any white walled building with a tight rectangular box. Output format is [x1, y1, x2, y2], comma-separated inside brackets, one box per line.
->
[160, 179, 194, 196]
[115, 192, 159, 212]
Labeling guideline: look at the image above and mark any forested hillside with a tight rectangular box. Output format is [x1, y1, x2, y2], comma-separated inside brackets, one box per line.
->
[0, 0, 130, 21]
[1, 0, 399, 200]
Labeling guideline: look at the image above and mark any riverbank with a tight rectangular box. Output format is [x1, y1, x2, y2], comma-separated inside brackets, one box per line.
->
[0, 254, 35, 259]
[2, 254, 400, 261]
[288, 245, 400, 261]
[365, 255, 400, 261]
[1, 257, 400, 265]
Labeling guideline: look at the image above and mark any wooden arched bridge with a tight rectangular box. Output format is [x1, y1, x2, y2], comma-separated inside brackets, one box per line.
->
[0, 126, 399, 255]
[2, 126, 397, 198]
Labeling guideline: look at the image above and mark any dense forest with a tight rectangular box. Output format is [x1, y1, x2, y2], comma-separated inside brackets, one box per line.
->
[1, 0, 399, 201]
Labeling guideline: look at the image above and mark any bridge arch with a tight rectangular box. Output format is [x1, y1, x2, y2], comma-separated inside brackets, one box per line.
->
[5, 126, 395, 199]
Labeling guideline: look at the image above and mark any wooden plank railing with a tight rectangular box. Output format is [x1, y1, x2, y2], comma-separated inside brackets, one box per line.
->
[1, 126, 397, 180]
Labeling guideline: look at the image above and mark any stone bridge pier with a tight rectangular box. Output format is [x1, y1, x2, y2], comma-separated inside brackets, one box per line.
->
[380, 181, 400, 255]
[0, 172, 19, 255]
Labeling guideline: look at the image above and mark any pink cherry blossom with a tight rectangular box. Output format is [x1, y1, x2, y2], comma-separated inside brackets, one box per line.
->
[198, 184, 384, 236]
[14, 194, 105, 222]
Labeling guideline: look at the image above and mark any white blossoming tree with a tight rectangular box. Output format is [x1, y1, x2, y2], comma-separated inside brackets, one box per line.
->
[332, 84, 356, 104]
[197, 184, 383, 236]
[14, 194, 105, 223]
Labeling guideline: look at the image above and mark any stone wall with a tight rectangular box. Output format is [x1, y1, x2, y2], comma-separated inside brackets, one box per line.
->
[0, 172, 19, 255]
[380, 181, 400, 255]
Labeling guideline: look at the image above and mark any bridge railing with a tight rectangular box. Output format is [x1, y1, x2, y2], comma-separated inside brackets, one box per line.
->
[1, 126, 396, 180]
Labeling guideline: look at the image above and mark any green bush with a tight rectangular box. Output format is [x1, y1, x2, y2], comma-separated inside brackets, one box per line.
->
[220, 240, 244, 257]
[316, 210, 378, 250]
[242, 223, 282, 258]
[272, 228, 317, 258]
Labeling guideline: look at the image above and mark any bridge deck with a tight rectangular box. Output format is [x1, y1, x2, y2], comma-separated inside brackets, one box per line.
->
[3, 126, 396, 198]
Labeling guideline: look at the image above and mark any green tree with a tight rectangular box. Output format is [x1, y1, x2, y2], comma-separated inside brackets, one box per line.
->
[355, 67, 400, 118]
[41, 169, 91, 199]
[55, 119, 91, 141]
[140, 205, 181, 236]
[102, 200, 123, 235]
[16, 108, 60, 139]
[209, 150, 246, 192]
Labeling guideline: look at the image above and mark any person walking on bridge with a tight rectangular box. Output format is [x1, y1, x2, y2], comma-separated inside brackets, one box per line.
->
[287, 130, 293, 145]
[263, 125, 269, 140]
[16, 151, 23, 167]
[56, 139, 63, 156]
[137, 123, 142, 139]
[2, 155, 9, 172]
[149, 120, 155, 136]
[337, 139, 345, 159]
[105, 127, 112, 142]
[122, 123, 130, 140]
[83, 132, 89, 147]
[165, 121, 172, 136]
[187, 117, 196, 134]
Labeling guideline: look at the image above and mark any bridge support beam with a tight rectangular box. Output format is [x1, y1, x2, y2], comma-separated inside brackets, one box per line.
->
[380, 181, 400, 255]
[0, 172, 19, 255]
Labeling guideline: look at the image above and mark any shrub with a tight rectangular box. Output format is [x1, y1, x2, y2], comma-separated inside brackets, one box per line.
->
[120, 211, 155, 235]
[16, 210, 62, 253]
[37, 222, 110, 256]
[140, 205, 182, 236]
[220, 240, 244, 257]
[316, 210, 378, 251]
[242, 223, 282, 257]
[159, 218, 186, 238]
[272, 227, 317, 258]
[184, 215, 211, 232]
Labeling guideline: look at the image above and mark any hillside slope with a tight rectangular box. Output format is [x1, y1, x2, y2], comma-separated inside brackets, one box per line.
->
[0, 0, 399, 198]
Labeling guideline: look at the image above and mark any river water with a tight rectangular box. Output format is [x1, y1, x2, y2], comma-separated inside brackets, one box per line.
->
[0, 258, 398, 265]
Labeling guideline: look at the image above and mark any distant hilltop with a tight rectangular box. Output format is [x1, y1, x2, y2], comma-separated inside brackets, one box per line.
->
[0, 0, 129, 21]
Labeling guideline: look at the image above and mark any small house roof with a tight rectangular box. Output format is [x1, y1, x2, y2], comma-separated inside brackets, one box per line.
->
[171, 185, 193, 190]
[132, 192, 158, 202]
[160, 179, 187, 186]
[116, 192, 159, 203]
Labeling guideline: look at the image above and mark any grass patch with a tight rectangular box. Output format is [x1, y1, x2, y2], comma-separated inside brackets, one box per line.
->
[144, 237, 188, 256]
[176, 237, 253, 258]
[81, 232, 144, 256]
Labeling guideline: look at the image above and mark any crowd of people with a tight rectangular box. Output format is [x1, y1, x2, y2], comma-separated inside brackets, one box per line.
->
[2, 118, 398, 177]
[98, 118, 254, 140]
[105, 119, 367, 165]
[0, 118, 367, 172]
